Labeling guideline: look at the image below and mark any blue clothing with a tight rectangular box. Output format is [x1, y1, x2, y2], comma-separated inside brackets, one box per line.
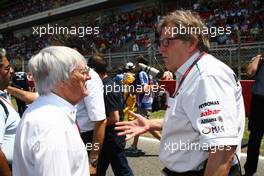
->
[0, 97, 20, 163]
[98, 77, 133, 176]
[252, 59, 264, 96]
[113, 73, 124, 85]
[137, 71, 153, 110]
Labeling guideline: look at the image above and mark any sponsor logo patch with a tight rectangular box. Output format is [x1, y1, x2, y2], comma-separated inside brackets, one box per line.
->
[199, 101, 219, 109]
[200, 118, 217, 124]
[202, 126, 225, 134]
[200, 109, 221, 117]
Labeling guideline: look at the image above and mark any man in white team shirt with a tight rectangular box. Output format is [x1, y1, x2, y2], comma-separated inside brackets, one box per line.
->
[116, 10, 245, 176]
[13, 46, 91, 176]
[77, 68, 106, 176]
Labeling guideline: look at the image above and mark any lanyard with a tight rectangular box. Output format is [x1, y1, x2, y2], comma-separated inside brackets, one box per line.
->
[172, 52, 207, 97]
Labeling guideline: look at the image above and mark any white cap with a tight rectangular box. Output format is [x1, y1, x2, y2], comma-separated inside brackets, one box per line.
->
[125, 62, 135, 70]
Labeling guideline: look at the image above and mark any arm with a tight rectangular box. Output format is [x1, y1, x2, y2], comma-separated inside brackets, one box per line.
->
[89, 119, 106, 176]
[106, 110, 119, 126]
[204, 146, 236, 176]
[7, 86, 37, 104]
[0, 149, 11, 176]
[247, 54, 262, 78]
[0, 111, 11, 176]
[89, 120, 106, 158]
[115, 111, 163, 141]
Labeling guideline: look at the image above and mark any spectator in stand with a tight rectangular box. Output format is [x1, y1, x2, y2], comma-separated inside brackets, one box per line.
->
[132, 42, 139, 52]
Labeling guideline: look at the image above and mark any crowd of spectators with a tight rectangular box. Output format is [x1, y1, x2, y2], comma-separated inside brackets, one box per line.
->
[0, 0, 264, 61]
[1, 7, 158, 60]
[0, 0, 81, 23]
[195, 0, 264, 44]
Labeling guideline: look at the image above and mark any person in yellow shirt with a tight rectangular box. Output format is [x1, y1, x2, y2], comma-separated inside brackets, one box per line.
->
[123, 72, 136, 121]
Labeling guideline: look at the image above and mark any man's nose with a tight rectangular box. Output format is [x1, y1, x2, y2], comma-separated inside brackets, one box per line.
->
[85, 74, 91, 81]
[10, 67, 14, 74]
[159, 45, 167, 54]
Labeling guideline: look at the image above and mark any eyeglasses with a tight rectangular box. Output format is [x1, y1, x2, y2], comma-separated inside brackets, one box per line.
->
[73, 66, 90, 76]
[159, 37, 182, 47]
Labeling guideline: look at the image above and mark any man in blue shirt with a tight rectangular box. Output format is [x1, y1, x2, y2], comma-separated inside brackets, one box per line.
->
[244, 54, 264, 176]
[0, 49, 20, 176]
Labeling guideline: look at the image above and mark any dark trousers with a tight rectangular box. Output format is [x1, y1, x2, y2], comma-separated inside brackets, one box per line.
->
[244, 94, 264, 175]
[80, 130, 94, 155]
[97, 126, 133, 176]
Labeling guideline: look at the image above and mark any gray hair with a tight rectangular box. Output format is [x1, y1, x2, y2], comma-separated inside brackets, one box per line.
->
[28, 46, 86, 95]
[158, 10, 210, 52]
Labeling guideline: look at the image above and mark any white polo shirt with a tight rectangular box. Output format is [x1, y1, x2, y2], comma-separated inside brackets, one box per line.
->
[13, 93, 89, 176]
[0, 96, 20, 163]
[76, 69, 106, 132]
[160, 52, 245, 172]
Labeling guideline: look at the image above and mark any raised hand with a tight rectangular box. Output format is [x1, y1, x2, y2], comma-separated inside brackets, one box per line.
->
[115, 111, 150, 141]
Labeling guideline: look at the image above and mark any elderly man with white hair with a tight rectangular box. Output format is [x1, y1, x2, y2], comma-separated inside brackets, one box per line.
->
[13, 46, 91, 176]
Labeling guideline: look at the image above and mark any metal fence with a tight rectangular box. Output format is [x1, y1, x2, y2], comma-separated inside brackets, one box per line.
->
[17, 42, 264, 79]
[99, 42, 264, 79]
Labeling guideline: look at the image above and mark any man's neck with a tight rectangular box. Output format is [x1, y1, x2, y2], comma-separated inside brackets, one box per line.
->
[175, 49, 200, 71]
[99, 74, 108, 80]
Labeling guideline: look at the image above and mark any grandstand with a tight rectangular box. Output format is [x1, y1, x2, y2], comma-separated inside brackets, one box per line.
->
[0, 0, 263, 78]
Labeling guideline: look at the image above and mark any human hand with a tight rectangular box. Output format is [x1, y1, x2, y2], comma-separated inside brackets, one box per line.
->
[89, 164, 96, 176]
[115, 111, 150, 141]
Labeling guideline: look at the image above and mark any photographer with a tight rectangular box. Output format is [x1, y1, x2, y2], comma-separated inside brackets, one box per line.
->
[11, 70, 29, 116]
[125, 55, 161, 156]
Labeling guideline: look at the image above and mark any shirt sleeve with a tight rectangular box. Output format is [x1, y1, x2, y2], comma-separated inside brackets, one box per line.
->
[0, 107, 6, 145]
[104, 91, 120, 116]
[83, 72, 106, 121]
[139, 71, 149, 85]
[182, 75, 240, 148]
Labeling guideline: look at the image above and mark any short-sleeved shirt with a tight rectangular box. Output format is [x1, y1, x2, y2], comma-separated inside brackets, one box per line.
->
[136, 70, 153, 110]
[160, 52, 245, 172]
[102, 77, 124, 121]
[13, 93, 89, 176]
[76, 69, 106, 133]
[0, 96, 20, 163]
[252, 58, 264, 96]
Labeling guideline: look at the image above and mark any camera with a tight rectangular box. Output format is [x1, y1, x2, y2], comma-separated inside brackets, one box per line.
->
[138, 63, 160, 78]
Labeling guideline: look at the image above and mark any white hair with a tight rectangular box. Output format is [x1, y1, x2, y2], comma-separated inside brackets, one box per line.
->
[28, 46, 86, 95]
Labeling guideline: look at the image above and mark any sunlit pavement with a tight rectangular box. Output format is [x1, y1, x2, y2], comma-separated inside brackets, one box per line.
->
[107, 137, 264, 176]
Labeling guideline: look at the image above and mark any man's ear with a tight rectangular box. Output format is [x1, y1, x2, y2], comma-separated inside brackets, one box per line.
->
[187, 38, 199, 53]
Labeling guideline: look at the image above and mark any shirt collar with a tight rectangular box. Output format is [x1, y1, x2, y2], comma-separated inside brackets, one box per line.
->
[175, 51, 201, 81]
[0, 90, 7, 98]
[45, 93, 77, 123]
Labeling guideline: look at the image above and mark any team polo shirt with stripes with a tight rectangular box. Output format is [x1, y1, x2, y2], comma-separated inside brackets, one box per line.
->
[159, 51, 245, 172]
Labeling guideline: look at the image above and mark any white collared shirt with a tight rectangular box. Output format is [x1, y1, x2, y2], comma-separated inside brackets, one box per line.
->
[76, 69, 106, 132]
[13, 93, 89, 176]
[160, 52, 245, 172]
